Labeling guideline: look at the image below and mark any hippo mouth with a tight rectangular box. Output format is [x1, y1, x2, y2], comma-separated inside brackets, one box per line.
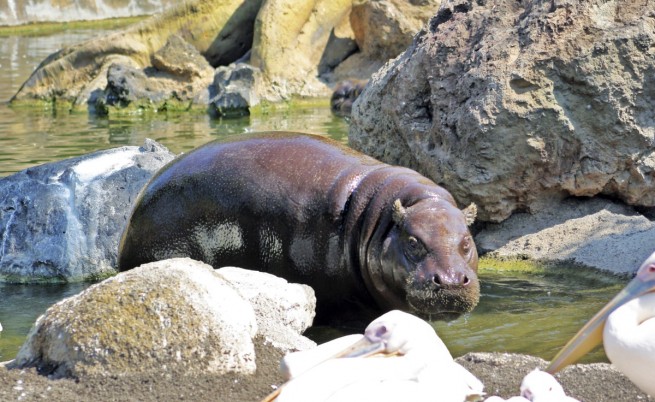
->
[405, 280, 480, 321]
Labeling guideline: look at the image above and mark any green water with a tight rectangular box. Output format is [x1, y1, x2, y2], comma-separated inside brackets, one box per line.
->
[0, 27, 627, 364]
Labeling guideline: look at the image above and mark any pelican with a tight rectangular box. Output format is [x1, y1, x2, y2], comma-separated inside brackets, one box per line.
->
[546, 250, 655, 396]
[264, 310, 484, 402]
[483, 369, 579, 402]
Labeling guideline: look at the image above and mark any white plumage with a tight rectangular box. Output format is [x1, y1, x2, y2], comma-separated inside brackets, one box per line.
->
[266, 310, 484, 402]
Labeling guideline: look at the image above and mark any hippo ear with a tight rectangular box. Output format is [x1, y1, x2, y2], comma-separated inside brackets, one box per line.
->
[392, 199, 406, 225]
[462, 203, 477, 226]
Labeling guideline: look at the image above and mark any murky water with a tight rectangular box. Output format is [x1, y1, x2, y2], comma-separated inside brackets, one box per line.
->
[0, 27, 626, 364]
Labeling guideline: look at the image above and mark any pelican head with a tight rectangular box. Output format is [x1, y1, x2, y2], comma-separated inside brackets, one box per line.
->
[340, 309, 452, 360]
[546, 250, 655, 395]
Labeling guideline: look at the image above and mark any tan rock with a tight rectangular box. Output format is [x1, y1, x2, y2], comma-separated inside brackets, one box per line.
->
[350, 0, 441, 60]
[251, 0, 353, 100]
[11, 0, 263, 110]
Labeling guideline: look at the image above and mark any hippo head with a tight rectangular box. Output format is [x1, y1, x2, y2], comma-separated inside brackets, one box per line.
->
[366, 197, 480, 320]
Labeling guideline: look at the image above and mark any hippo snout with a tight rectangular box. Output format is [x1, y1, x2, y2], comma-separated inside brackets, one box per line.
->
[431, 270, 472, 288]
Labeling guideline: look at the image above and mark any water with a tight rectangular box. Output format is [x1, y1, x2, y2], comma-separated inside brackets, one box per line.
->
[0, 26, 627, 364]
[0, 0, 174, 26]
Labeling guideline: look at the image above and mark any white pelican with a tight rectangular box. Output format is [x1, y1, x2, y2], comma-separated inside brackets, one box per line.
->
[546, 250, 655, 396]
[264, 310, 484, 402]
[483, 369, 579, 402]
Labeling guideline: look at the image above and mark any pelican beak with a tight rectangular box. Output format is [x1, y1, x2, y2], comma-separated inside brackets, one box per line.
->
[332, 336, 388, 359]
[546, 274, 655, 374]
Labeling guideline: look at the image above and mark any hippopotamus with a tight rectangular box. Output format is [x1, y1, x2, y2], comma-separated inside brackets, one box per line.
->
[118, 132, 479, 323]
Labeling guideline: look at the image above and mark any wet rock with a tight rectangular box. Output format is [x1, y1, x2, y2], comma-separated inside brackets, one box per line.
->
[217, 267, 316, 351]
[95, 34, 215, 114]
[0, 139, 175, 282]
[210, 63, 261, 116]
[349, 0, 655, 222]
[9, 259, 259, 378]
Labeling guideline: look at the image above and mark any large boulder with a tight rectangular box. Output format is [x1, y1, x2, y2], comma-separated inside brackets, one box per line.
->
[8, 258, 316, 378]
[349, 0, 655, 222]
[0, 140, 174, 282]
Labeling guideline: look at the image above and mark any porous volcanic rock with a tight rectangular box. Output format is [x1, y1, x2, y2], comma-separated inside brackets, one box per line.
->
[350, 0, 655, 222]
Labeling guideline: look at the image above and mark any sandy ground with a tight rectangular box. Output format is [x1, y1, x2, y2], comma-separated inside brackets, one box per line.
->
[1, 346, 651, 402]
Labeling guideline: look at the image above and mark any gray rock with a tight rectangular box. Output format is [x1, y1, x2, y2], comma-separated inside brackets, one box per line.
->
[217, 267, 317, 352]
[349, 0, 655, 222]
[475, 198, 655, 275]
[9, 258, 259, 378]
[210, 63, 261, 116]
[0, 139, 175, 282]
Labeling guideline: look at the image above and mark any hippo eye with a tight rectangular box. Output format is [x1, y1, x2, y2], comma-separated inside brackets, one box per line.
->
[404, 236, 426, 261]
[461, 236, 473, 257]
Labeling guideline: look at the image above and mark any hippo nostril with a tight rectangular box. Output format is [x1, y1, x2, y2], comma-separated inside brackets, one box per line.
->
[431, 275, 442, 287]
[462, 275, 470, 286]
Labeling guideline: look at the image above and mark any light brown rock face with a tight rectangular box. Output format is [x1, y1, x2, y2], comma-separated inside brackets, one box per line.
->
[350, 0, 441, 60]
[250, 0, 353, 100]
[349, 0, 655, 222]
[11, 0, 261, 109]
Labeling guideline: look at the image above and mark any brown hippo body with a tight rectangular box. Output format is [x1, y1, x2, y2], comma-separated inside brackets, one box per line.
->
[118, 132, 479, 323]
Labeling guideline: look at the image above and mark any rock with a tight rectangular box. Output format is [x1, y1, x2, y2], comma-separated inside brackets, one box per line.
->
[8, 259, 259, 378]
[10, 0, 443, 113]
[217, 267, 317, 352]
[210, 63, 261, 116]
[318, 16, 359, 76]
[349, 0, 655, 222]
[475, 197, 655, 275]
[10, 0, 264, 110]
[95, 34, 215, 114]
[151, 34, 213, 79]
[251, 0, 352, 101]
[330, 0, 439, 82]
[0, 139, 175, 283]
[350, 0, 441, 60]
